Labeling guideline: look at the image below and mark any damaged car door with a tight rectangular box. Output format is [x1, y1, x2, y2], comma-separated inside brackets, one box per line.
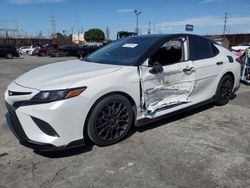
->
[140, 37, 195, 113]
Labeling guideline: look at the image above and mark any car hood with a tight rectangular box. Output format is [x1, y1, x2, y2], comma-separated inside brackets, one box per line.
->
[15, 59, 121, 90]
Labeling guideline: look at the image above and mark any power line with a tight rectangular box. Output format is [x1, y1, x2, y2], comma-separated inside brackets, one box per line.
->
[0, 19, 19, 38]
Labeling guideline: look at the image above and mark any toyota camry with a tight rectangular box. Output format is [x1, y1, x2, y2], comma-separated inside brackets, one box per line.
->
[5, 34, 241, 151]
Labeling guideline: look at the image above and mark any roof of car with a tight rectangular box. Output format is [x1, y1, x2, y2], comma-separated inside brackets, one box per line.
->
[127, 33, 203, 40]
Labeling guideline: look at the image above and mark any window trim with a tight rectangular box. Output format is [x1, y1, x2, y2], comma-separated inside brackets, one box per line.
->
[188, 35, 218, 61]
[147, 37, 188, 67]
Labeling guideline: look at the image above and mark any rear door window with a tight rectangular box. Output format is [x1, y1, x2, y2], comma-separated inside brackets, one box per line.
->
[189, 35, 214, 60]
[211, 43, 219, 56]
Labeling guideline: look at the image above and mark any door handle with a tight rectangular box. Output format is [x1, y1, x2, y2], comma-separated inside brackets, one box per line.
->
[216, 61, 223, 65]
[183, 67, 194, 72]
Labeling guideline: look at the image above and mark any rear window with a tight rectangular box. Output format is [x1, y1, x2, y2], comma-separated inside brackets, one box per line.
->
[189, 35, 214, 60]
[211, 44, 219, 56]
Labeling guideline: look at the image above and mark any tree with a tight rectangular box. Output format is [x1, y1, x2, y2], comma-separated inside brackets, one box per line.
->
[55, 32, 65, 40]
[84, 28, 105, 42]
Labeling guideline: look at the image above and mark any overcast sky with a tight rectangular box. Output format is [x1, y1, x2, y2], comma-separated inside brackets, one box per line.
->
[0, 0, 250, 39]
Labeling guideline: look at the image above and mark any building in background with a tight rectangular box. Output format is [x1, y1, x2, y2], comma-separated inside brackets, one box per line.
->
[206, 33, 250, 48]
[72, 33, 86, 44]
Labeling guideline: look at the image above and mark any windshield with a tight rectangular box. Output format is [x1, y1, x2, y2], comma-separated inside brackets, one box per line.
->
[84, 37, 160, 66]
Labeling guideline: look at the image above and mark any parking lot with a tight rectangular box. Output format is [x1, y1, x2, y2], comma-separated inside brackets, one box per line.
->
[0, 56, 249, 188]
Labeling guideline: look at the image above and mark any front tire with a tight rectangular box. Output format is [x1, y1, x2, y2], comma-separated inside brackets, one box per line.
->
[87, 95, 133, 146]
[215, 75, 234, 106]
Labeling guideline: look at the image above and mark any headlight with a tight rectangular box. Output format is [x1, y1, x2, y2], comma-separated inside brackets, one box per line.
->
[31, 87, 87, 103]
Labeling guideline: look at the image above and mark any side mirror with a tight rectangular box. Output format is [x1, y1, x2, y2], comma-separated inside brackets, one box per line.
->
[148, 58, 155, 67]
[149, 62, 163, 74]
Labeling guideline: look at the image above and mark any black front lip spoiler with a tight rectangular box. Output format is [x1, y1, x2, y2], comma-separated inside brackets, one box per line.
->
[5, 109, 85, 151]
[20, 139, 85, 152]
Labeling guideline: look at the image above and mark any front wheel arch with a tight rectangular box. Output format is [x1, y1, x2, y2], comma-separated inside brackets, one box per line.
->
[83, 92, 137, 141]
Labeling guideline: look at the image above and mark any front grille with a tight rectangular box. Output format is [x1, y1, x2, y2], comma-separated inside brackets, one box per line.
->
[8, 90, 32, 96]
[13, 101, 26, 109]
[13, 101, 40, 109]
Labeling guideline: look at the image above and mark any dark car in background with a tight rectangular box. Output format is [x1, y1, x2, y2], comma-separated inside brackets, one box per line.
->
[37, 44, 59, 56]
[51, 45, 80, 57]
[77, 44, 103, 58]
[0, 45, 20, 59]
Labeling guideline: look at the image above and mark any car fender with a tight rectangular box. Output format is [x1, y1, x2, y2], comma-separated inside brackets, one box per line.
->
[213, 63, 240, 96]
[69, 66, 141, 131]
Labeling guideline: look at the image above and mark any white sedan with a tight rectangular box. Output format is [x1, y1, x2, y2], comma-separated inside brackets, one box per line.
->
[5, 34, 241, 151]
[19, 45, 35, 55]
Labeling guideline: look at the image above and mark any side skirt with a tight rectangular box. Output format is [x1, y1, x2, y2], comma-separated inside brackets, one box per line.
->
[135, 97, 215, 127]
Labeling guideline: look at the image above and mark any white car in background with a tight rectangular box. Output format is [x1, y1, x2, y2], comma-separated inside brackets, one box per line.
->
[5, 34, 241, 151]
[19, 45, 35, 55]
[231, 42, 250, 51]
[28, 46, 40, 56]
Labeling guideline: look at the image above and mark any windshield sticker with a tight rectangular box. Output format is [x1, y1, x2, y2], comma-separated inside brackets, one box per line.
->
[122, 43, 138, 48]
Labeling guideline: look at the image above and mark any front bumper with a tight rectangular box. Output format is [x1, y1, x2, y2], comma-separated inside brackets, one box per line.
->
[4, 81, 93, 150]
[5, 103, 85, 151]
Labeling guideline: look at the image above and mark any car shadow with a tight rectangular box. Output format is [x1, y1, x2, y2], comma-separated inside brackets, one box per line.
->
[35, 103, 215, 158]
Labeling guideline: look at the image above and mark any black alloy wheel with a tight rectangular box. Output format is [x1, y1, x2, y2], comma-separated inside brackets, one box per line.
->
[87, 95, 133, 146]
[215, 75, 234, 106]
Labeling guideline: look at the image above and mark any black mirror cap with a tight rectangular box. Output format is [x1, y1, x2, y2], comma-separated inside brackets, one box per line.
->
[149, 67, 158, 74]
[149, 62, 163, 74]
[148, 58, 155, 67]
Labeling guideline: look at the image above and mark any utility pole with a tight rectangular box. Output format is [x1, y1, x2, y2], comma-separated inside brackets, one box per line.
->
[153, 22, 156, 34]
[134, 9, 141, 35]
[223, 12, 228, 35]
[105, 26, 110, 40]
[148, 21, 151, 35]
[50, 14, 56, 39]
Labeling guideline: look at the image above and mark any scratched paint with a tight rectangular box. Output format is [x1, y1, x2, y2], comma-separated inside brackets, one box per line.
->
[144, 81, 194, 112]
[140, 61, 195, 113]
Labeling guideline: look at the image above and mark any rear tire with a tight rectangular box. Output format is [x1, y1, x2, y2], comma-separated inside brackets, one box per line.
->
[87, 95, 133, 146]
[6, 53, 13, 59]
[215, 75, 234, 106]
